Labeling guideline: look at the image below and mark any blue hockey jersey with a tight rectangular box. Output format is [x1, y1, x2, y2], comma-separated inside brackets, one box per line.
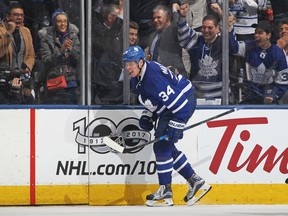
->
[177, 19, 235, 99]
[229, 34, 288, 100]
[131, 61, 194, 122]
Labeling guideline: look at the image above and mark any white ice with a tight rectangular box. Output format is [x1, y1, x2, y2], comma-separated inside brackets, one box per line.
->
[0, 205, 288, 216]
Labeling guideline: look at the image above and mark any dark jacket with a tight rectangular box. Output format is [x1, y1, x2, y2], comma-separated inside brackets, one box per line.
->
[130, 0, 180, 48]
[147, 11, 187, 77]
[38, 24, 80, 84]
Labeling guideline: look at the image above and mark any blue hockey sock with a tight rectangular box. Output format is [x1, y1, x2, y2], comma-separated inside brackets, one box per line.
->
[156, 157, 173, 185]
[173, 152, 194, 179]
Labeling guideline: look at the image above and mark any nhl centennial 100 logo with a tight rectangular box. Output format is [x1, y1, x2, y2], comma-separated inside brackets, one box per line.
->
[73, 117, 151, 154]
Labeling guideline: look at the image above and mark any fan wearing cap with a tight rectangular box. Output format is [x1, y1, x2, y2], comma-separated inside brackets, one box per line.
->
[229, 20, 288, 104]
[39, 9, 80, 104]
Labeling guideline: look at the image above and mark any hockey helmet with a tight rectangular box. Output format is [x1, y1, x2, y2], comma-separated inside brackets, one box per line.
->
[122, 45, 145, 64]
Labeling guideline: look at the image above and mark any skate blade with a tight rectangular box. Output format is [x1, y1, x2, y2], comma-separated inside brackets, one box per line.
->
[146, 198, 174, 207]
[187, 184, 212, 206]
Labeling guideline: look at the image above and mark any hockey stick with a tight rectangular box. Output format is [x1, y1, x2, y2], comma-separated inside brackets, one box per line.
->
[172, 155, 212, 178]
[104, 107, 239, 153]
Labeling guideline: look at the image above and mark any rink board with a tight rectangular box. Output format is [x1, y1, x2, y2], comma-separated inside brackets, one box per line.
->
[0, 105, 287, 205]
[0, 184, 287, 205]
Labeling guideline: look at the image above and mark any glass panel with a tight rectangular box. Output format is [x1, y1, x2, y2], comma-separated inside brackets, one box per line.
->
[17, 0, 82, 105]
[2, 1, 285, 106]
[90, 0, 124, 105]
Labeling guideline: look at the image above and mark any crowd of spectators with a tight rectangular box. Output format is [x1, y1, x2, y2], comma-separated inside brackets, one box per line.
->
[0, 0, 288, 105]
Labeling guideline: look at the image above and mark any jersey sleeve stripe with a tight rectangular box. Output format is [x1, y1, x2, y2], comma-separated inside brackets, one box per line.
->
[156, 105, 166, 115]
[167, 82, 192, 109]
[178, 20, 198, 50]
[172, 99, 188, 114]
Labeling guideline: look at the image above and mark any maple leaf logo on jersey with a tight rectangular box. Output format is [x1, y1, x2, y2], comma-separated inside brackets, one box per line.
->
[199, 55, 218, 78]
[250, 63, 274, 84]
[143, 99, 157, 112]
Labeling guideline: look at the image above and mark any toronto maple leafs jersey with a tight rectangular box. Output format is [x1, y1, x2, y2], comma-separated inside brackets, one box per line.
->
[178, 19, 235, 99]
[217, 0, 258, 35]
[229, 35, 288, 100]
[232, 0, 258, 35]
[131, 61, 194, 123]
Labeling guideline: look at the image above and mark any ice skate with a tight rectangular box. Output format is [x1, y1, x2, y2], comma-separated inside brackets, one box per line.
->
[146, 184, 173, 207]
[184, 173, 212, 206]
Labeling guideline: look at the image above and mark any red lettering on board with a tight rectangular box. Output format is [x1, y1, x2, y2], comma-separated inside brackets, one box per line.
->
[207, 118, 288, 174]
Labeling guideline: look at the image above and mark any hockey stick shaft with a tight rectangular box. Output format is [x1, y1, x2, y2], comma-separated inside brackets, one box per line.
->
[123, 107, 238, 153]
[183, 107, 237, 131]
[172, 155, 212, 178]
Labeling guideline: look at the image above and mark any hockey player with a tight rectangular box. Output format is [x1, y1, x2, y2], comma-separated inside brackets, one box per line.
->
[122, 45, 211, 207]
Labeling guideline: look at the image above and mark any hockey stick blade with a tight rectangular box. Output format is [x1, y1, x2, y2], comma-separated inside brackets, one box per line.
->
[104, 135, 165, 153]
[105, 107, 239, 153]
[103, 136, 125, 153]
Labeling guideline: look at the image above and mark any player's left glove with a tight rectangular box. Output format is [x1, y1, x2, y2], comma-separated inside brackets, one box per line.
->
[139, 110, 154, 131]
[168, 120, 185, 143]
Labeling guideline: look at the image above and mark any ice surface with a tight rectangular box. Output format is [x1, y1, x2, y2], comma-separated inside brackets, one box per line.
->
[0, 205, 288, 216]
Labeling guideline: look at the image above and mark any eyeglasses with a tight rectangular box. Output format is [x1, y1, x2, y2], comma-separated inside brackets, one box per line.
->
[56, 20, 67, 24]
[10, 13, 24, 18]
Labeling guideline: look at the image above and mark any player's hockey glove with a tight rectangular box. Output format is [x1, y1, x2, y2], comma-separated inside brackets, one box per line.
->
[168, 120, 185, 143]
[139, 110, 154, 131]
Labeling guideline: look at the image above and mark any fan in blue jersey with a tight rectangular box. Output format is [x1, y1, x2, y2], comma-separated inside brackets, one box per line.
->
[177, 3, 236, 101]
[229, 20, 288, 104]
[122, 45, 211, 207]
[276, 18, 288, 104]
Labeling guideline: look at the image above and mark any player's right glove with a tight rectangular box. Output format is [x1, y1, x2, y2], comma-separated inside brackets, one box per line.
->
[139, 110, 154, 131]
